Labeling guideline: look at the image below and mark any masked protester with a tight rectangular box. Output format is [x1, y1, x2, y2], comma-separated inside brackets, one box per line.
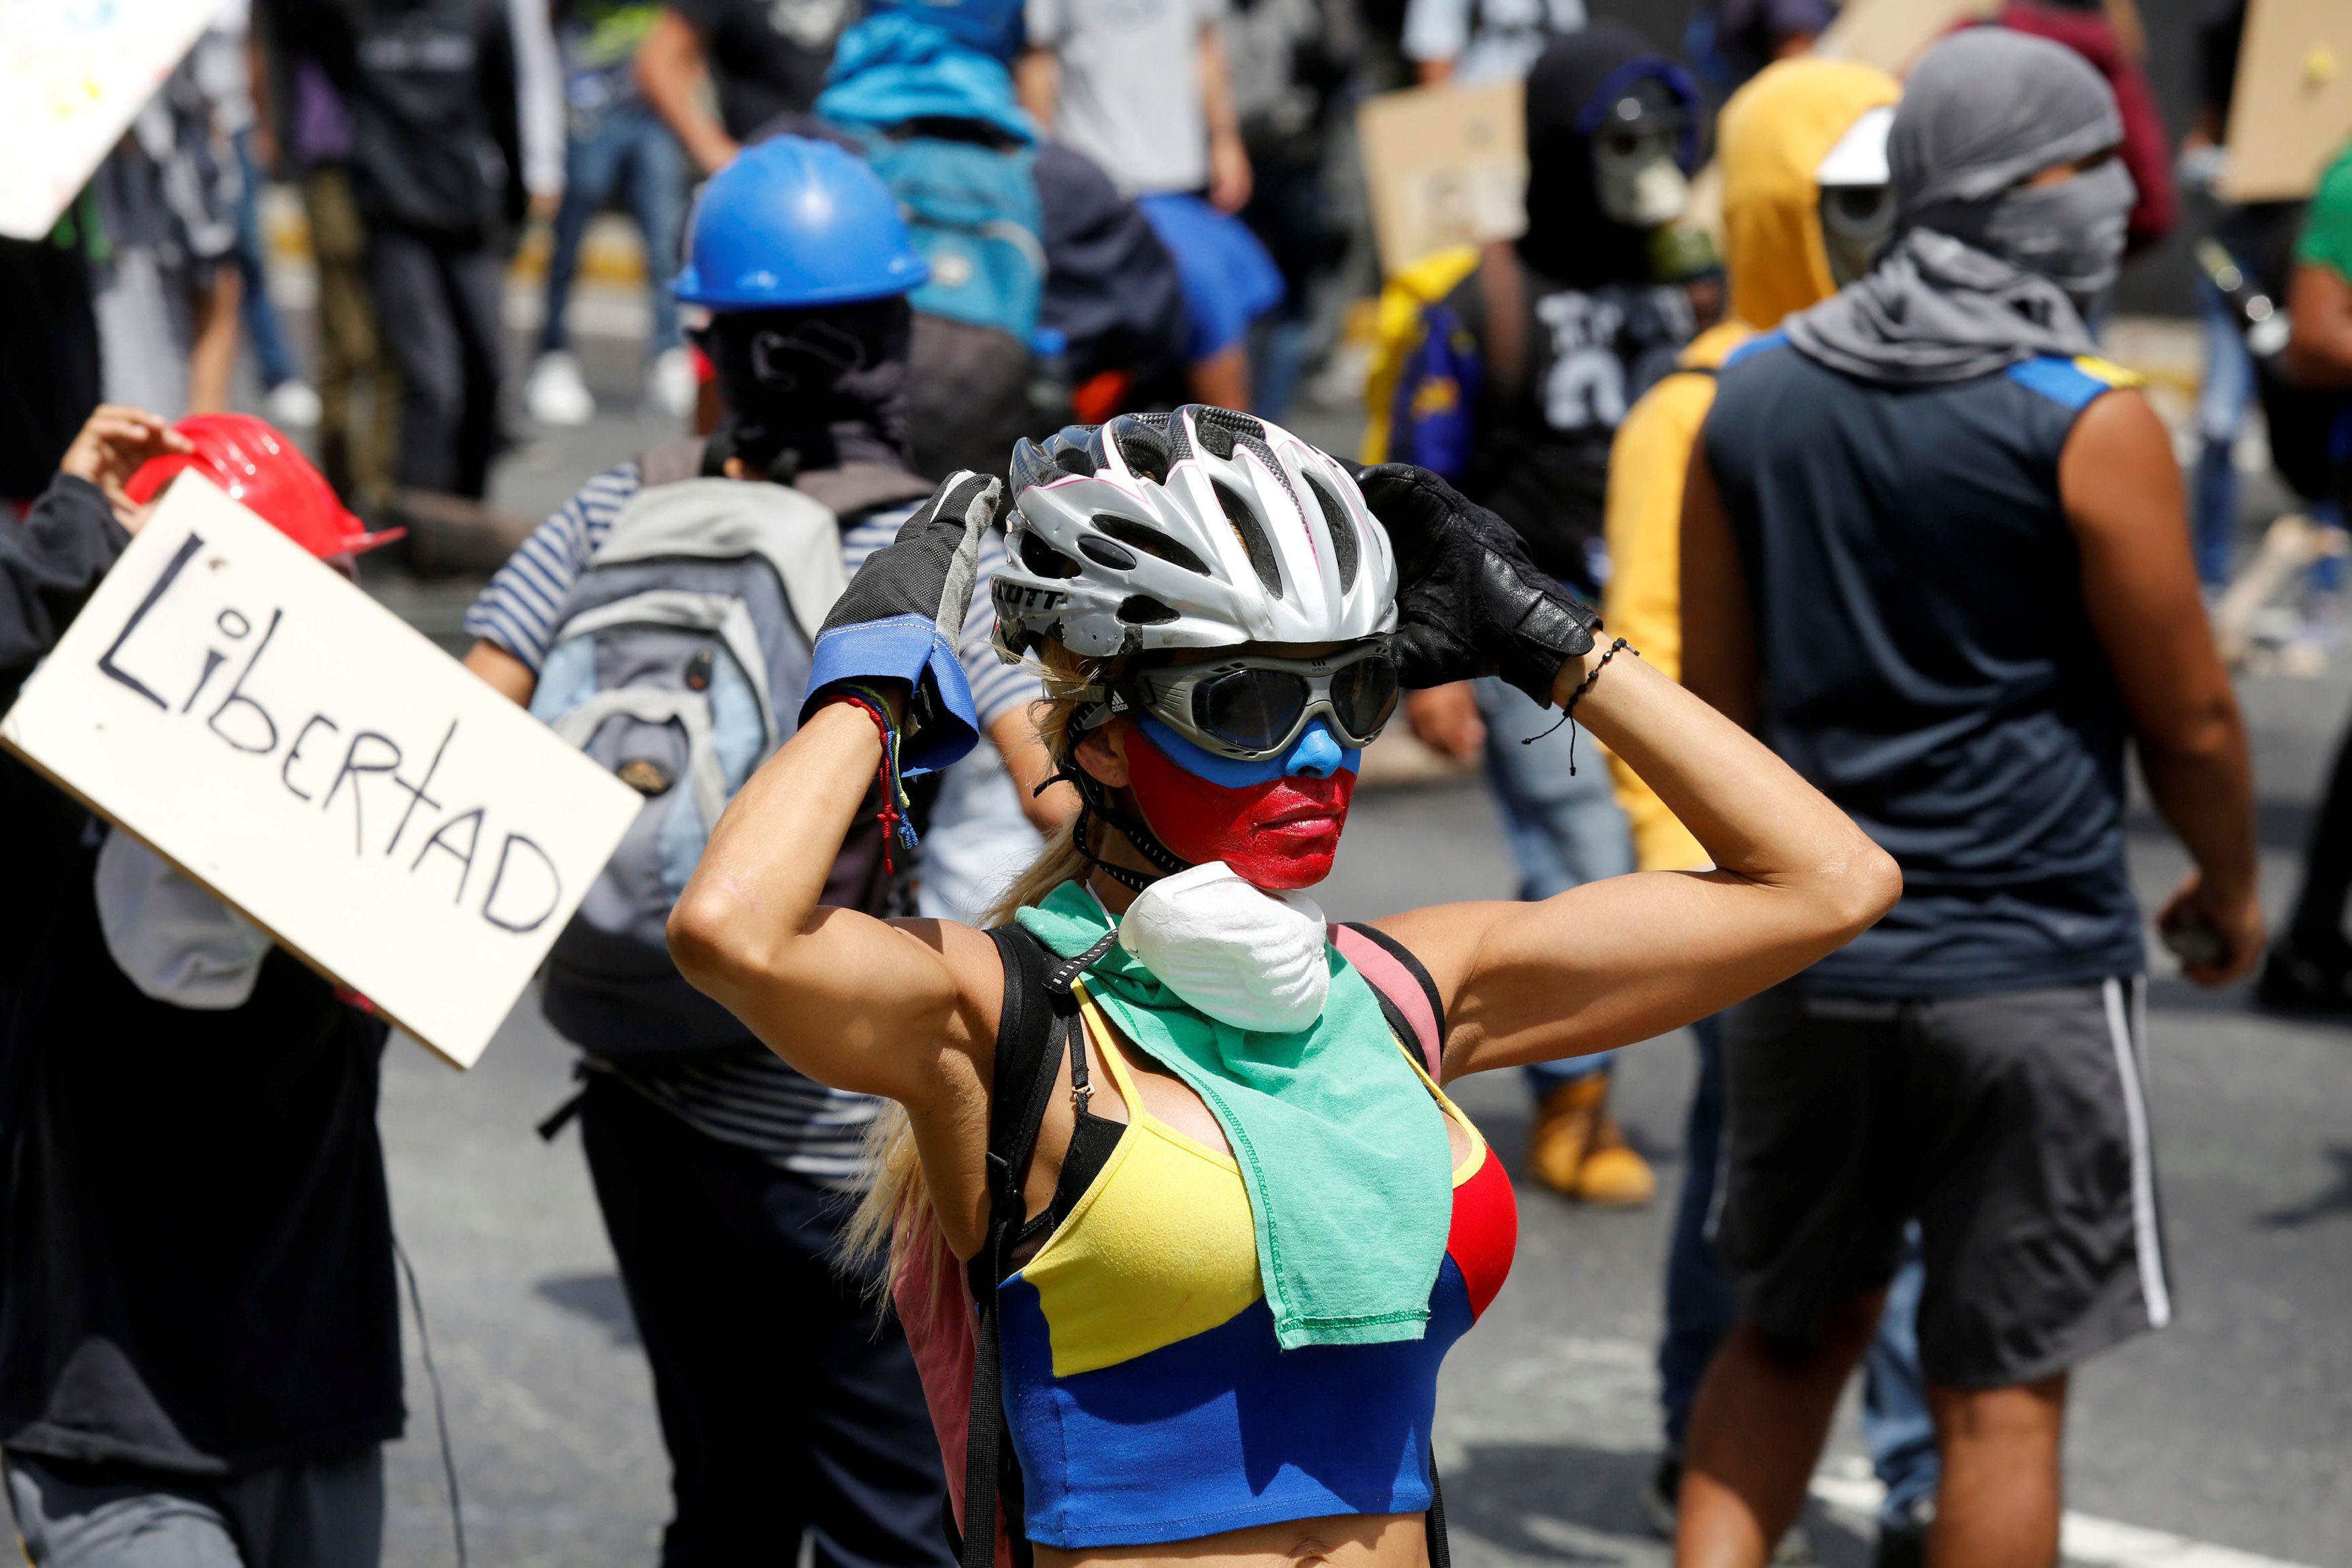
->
[1595, 58, 1949, 1567]
[0, 410, 408, 1568]
[1675, 32, 2261, 1568]
[659, 404, 1898, 1567]
[459, 136, 1070, 1565]
[1386, 20, 1706, 1206]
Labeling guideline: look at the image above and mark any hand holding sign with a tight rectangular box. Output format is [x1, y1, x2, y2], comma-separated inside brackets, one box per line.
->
[0, 478, 642, 1068]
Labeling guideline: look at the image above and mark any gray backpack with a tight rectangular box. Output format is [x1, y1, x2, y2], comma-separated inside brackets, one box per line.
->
[527, 472, 853, 1059]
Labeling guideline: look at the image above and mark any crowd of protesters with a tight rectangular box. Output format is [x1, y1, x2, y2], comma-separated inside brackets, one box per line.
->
[4, 2, 2352, 1568]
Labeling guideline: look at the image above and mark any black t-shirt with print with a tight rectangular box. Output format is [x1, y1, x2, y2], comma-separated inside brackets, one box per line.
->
[675, 0, 853, 139]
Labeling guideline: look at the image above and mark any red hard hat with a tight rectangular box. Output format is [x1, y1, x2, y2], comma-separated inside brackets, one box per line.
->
[125, 414, 404, 560]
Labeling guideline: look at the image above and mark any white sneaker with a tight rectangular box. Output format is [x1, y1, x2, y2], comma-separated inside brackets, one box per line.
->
[264, 380, 322, 428]
[526, 352, 597, 426]
[648, 347, 698, 422]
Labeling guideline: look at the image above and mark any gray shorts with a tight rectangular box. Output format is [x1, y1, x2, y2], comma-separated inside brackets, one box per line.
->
[1714, 977, 2171, 1389]
[5, 1449, 382, 1568]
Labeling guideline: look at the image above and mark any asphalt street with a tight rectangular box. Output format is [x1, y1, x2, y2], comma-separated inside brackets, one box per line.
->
[323, 316, 2352, 1566]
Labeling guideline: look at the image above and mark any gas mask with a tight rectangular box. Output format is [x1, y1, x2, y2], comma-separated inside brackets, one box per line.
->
[1815, 105, 1896, 288]
[1592, 82, 1691, 230]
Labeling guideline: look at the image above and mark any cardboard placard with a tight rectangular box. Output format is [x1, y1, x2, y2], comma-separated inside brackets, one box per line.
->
[0, 479, 644, 1069]
[0, 0, 227, 242]
[2222, 0, 2352, 202]
[1357, 79, 1527, 276]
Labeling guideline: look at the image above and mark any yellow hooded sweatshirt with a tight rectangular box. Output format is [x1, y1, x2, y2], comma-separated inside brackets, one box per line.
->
[1602, 58, 1900, 871]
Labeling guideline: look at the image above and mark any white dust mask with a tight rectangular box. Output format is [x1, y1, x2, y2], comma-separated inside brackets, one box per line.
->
[1117, 861, 1331, 1035]
[93, 832, 273, 1010]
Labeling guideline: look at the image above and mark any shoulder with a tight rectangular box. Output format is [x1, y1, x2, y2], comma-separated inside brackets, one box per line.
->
[2002, 353, 2144, 414]
[1719, 326, 1792, 374]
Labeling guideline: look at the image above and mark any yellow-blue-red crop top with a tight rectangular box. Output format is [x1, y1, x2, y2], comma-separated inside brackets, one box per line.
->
[994, 985, 1519, 1548]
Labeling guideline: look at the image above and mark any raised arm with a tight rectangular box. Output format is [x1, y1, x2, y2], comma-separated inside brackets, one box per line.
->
[1357, 466, 1898, 1078]
[666, 476, 1011, 1104]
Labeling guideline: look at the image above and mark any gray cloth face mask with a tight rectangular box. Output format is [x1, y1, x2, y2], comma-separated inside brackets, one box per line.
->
[1779, 28, 2129, 386]
[1915, 159, 2134, 316]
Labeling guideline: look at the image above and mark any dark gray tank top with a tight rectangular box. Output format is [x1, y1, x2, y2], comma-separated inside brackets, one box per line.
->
[1702, 333, 2144, 995]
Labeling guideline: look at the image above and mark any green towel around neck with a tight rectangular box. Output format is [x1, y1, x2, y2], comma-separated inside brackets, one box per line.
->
[1016, 880, 1452, 1349]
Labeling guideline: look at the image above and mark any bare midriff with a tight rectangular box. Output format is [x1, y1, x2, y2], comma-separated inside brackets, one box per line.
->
[1036, 1512, 1430, 1568]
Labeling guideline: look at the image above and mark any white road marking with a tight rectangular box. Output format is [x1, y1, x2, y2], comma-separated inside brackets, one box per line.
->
[1808, 1475, 2318, 1568]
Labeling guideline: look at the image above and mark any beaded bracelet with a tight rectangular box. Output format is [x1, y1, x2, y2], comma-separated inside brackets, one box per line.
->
[1521, 638, 1637, 776]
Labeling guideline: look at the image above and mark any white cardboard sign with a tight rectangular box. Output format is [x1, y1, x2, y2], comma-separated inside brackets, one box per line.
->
[0, 0, 229, 241]
[0, 478, 644, 1068]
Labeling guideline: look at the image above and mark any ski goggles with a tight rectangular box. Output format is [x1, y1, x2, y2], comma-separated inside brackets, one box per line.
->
[1091, 644, 1402, 763]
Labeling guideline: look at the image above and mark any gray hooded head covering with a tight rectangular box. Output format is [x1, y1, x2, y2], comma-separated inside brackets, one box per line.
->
[1783, 29, 2133, 385]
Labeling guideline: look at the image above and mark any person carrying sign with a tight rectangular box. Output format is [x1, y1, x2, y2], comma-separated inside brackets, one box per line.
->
[0, 409, 409, 1568]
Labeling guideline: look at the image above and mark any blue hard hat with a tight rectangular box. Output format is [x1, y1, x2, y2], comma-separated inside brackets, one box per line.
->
[674, 136, 930, 310]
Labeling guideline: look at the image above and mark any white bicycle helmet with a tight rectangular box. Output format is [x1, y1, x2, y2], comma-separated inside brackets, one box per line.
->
[993, 406, 1400, 660]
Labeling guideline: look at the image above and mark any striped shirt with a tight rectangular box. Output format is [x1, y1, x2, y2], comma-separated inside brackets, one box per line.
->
[464, 460, 1041, 1183]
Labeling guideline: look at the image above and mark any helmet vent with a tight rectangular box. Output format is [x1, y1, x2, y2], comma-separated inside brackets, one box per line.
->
[1019, 531, 1083, 578]
[1116, 425, 1173, 484]
[1117, 595, 1179, 625]
[1306, 477, 1360, 593]
[1214, 482, 1284, 601]
[1054, 446, 1097, 478]
[1193, 408, 1265, 461]
[1093, 515, 1210, 576]
[1078, 537, 1138, 571]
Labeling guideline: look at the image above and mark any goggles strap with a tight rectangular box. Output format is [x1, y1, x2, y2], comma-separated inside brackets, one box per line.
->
[1050, 757, 1192, 894]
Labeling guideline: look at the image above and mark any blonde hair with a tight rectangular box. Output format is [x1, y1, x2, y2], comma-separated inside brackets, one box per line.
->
[841, 642, 1108, 1297]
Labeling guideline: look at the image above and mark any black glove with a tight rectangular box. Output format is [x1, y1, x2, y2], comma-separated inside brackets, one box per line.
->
[801, 470, 1004, 773]
[1355, 464, 1599, 703]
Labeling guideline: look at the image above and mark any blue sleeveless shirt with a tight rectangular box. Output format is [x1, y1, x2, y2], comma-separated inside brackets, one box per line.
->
[1702, 334, 2144, 996]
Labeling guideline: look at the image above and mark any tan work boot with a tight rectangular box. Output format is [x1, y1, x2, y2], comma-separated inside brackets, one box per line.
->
[1529, 1073, 1658, 1206]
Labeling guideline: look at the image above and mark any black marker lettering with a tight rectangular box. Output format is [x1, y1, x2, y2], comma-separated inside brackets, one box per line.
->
[280, 713, 341, 802]
[481, 832, 560, 934]
[96, 532, 205, 710]
[179, 648, 227, 713]
[412, 807, 485, 904]
[205, 607, 284, 754]
[216, 608, 250, 639]
[385, 720, 455, 858]
[323, 730, 402, 854]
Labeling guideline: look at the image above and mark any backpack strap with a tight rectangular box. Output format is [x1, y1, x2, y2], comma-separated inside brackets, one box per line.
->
[1333, 922, 1447, 1080]
[1330, 918, 1455, 1562]
[958, 923, 1114, 1568]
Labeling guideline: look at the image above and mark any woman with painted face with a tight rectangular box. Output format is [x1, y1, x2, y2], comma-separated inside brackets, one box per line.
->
[665, 404, 1898, 1568]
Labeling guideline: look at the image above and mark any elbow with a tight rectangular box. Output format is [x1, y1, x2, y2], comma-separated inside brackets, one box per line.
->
[2144, 695, 2248, 771]
[667, 885, 760, 1000]
[1824, 835, 1902, 941]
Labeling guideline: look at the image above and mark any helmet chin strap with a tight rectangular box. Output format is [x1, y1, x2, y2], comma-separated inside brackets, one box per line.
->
[1044, 759, 1193, 897]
